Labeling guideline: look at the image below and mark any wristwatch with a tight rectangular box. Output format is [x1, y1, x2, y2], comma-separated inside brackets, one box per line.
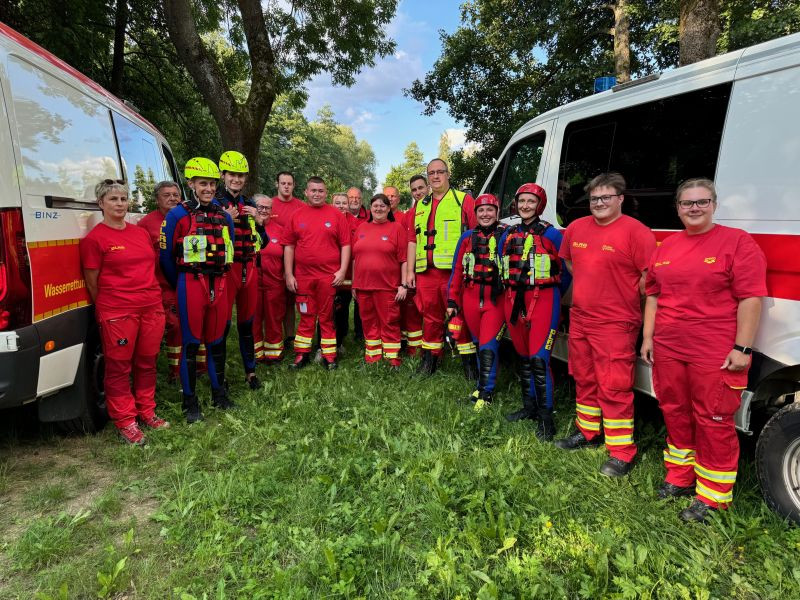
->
[733, 344, 752, 355]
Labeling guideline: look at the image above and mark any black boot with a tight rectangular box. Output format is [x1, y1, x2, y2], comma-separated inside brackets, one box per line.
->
[212, 385, 235, 410]
[536, 408, 556, 441]
[461, 353, 478, 382]
[531, 358, 555, 440]
[506, 357, 536, 422]
[416, 350, 437, 376]
[182, 394, 203, 423]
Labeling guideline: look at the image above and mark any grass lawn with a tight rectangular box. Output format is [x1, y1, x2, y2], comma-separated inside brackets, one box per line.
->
[1, 339, 798, 599]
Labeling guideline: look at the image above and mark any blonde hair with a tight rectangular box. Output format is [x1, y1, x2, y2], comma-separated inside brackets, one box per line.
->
[95, 179, 128, 202]
[675, 178, 717, 203]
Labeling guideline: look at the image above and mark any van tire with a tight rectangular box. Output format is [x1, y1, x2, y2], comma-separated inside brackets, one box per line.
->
[756, 401, 800, 524]
[54, 338, 107, 434]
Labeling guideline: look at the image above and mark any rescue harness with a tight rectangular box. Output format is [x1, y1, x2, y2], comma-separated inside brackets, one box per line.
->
[462, 224, 506, 305]
[501, 219, 560, 324]
[175, 201, 233, 277]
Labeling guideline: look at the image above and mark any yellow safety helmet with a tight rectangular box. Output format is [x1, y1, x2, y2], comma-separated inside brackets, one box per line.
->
[219, 150, 249, 174]
[185, 157, 220, 180]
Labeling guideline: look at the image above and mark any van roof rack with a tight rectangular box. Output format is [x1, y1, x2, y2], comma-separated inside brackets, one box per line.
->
[612, 73, 660, 92]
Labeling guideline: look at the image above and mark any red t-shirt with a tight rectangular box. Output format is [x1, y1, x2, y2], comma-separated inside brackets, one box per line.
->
[352, 220, 407, 291]
[136, 210, 170, 291]
[281, 203, 350, 279]
[645, 225, 767, 363]
[270, 196, 305, 228]
[560, 214, 656, 326]
[259, 220, 285, 287]
[80, 222, 161, 320]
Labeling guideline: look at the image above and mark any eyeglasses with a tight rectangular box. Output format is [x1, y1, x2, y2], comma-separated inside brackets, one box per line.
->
[677, 198, 713, 208]
[256, 206, 271, 213]
[588, 194, 620, 205]
[102, 178, 125, 185]
[427, 169, 448, 177]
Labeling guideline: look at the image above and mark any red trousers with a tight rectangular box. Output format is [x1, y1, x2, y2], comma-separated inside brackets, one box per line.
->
[254, 280, 287, 361]
[358, 289, 402, 364]
[100, 308, 165, 428]
[416, 268, 475, 356]
[653, 353, 745, 508]
[400, 290, 422, 356]
[226, 260, 258, 323]
[177, 272, 228, 393]
[294, 276, 337, 359]
[569, 317, 639, 462]
[163, 288, 205, 376]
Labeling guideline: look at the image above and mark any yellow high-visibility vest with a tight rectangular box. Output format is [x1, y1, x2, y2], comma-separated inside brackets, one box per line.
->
[413, 188, 466, 272]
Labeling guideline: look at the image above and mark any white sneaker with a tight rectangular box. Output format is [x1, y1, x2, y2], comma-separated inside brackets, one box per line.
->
[314, 349, 323, 364]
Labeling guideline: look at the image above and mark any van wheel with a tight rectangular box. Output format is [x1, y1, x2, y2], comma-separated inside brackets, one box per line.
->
[55, 339, 107, 434]
[756, 401, 800, 524]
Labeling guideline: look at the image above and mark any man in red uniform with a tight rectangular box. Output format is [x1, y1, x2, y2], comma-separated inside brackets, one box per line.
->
[407, 159, 477, 376]
[397, 175, 429, 357]
[252, 194, 287, 364]
[161, 158, 236, 422]
[555, 172, 656, 477]
[346, 186, 367, 340]
[282, 177, 351, 370]
[409, 174, 429, 208]
[137, 181, 183, 380]
[215, 151, 261, 390]
[271, 171, 305, 345]
[331, 192, 359, 350]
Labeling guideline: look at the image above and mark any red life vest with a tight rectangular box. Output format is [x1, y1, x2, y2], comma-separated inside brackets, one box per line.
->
[217, 192, 259, 263]
[501, 219, 560, 290]
[175, 202, 232, 276]
[462, 226, 505, 286]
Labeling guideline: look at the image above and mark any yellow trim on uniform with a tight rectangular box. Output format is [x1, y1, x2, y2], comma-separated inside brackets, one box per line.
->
[422, 341, 443, 350]
[695, 464, 737, 484]
[576, 402, 602, 417]
[605, 434, 634, 446]
[696, 481, 733, 504]
[576, 417, 601, 431]
[603, 418, 633, 430]
[320, 338, 337, 346]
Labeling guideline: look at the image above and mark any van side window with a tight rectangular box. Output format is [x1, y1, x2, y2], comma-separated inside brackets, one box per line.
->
[160, 144, 184, 200]
[111, 112, 166, 213]
[557, 82, 732, 229]
[7, 56, 121, 202]
[499, 133, 546, 215]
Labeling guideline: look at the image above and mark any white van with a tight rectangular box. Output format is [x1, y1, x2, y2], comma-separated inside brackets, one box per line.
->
[482, 32, 800, 523]
[0, 24, 183, 431]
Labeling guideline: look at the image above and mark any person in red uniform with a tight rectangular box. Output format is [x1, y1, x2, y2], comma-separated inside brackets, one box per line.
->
[555, 172, 656, 477]
[332, 192, 359, 350]
[252, 194, 286, 364]
[641, 178, 766, 522]
[215, 151, 262, 389]
[447, 194, 506, 408]
[282, 176, 351, 370]
[271, 171, 305, 347]
[347, 186, 367, 340]
[397, 174, 429, 357]
[80, 179, 168, 445]
[407, 159, 477, 377]
[161, 158, 236, 422]
[499, 184, 571, 439]
[137, 180, 187, 381]
[352, 193, 408, 368]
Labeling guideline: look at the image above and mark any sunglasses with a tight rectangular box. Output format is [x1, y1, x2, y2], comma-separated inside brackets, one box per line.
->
[102, 178, 126, 185]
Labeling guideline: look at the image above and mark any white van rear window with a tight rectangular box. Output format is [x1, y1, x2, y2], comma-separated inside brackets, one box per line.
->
[7, 56, 121, 202]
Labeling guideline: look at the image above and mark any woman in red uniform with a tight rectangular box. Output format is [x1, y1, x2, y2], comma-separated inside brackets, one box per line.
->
[352, 193, 408, 368]
[252, 194, 286, 364]
[80, 180, 168, 445]
[447, 194, 506, 408]
[641, 178, 767, 522]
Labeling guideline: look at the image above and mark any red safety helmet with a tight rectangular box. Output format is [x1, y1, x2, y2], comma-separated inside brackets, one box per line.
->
[474, 193, 500, 213]
[515, 183, 547, 216]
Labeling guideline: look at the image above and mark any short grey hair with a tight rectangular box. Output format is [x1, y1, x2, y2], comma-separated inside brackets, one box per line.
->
[153, 180, 180, 198]
[253, 193, 271, 204]
[94, 179, 128, 202]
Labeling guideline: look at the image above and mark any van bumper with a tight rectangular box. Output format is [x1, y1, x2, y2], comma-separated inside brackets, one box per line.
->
[0, 325, 41, 409]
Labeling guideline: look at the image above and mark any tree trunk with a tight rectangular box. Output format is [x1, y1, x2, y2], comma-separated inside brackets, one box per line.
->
[613, 0, 631, 83]
[679, 0, 721, 66]
[109, 0, 128, 96]
[163, 0, 277, 194]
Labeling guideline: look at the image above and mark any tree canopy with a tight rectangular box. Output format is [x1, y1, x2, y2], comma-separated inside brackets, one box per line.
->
[383, 142, 426, 208]
[409, 0, 800, 190]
